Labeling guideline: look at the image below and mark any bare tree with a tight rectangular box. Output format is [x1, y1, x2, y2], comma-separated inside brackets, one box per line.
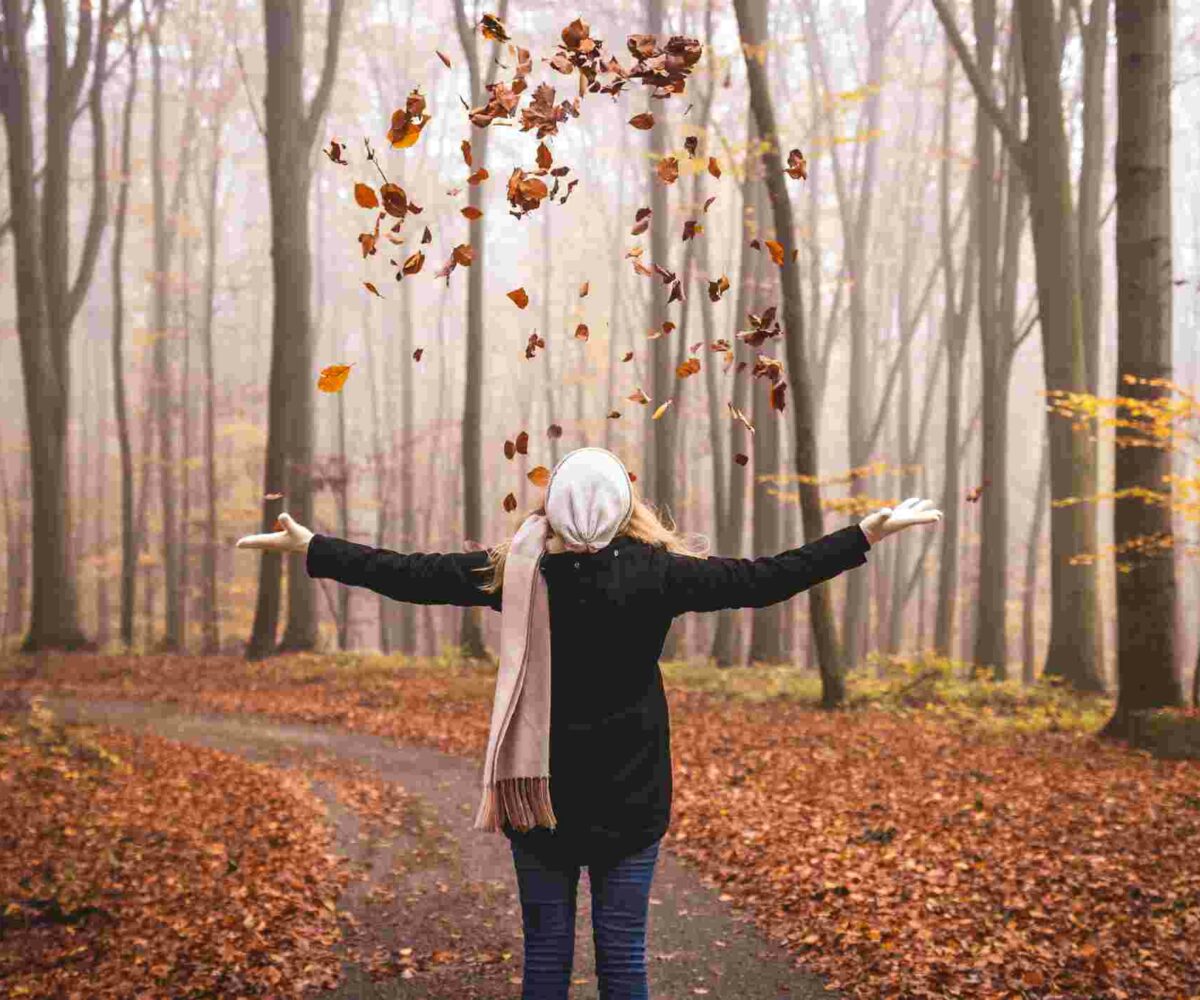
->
[1103, 0, 1181, 736]
[246, 0, 346, 658]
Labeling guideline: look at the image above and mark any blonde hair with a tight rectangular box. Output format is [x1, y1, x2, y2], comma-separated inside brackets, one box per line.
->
[473, 487, 710, 596]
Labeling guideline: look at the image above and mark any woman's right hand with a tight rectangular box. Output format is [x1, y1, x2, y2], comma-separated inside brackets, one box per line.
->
[235, 512, 314, 554]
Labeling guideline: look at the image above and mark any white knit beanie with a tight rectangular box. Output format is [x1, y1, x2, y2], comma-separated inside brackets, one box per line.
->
[544, 447, 634, 553]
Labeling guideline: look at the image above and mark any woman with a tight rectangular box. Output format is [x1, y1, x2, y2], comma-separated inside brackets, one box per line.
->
[236, 446, 941, 999]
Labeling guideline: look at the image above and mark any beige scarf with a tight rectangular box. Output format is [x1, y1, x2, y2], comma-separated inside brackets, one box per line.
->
[473, 447, 634, 834]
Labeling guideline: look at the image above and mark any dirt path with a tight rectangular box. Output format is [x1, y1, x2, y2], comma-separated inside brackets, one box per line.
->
[47, 696, 839, 1000]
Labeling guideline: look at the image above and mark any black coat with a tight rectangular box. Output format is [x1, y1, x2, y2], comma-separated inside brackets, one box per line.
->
[305, 522, 872, 867]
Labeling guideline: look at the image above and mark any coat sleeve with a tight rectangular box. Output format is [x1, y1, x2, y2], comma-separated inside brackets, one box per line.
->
[661, 524, 871, 616]
[305, 534, 502, 611]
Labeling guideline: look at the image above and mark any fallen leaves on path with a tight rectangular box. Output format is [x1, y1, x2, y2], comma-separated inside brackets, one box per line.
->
[0, 699, 348, 998]
[7, 654, 1200, 999]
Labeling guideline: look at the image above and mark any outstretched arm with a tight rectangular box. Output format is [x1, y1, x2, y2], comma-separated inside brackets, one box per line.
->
[662, 498, 942, 616]
[236, 513, 500, 610]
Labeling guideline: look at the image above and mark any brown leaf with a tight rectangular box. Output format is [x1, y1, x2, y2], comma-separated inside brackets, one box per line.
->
[324, 139, 348, 164]
[515, 430, 529, 454]
[437, 50, 452, 68]
[579, 281, 589, 298]
[536, 142, 553, 169]
[703, 195, 716, 213]
[728, 401, 755, 434]
[507, 168, 550, 215]
[657, 156, 679, 184]
[412, 347, 424, 361]
[507, 287, 529, 309]
[667, 280, 684, 304]
[525, 332, 546, 358]
[574, 323, 589, 341]
[401, 250, 425, 275]
[607, 409, 621, 419]
[468, 167, 489, 185]
[682, 220, 702, 241]
[707, 156, 721, 179]
[621, 350, 634, 362]
[676, 357, 701, 378]
[480, 12, 510, 42]
[628, 387, 650, 404]
[354, 183, 379, 209]
[502, 491, 518, 512]
[629, 112, 655, 130]
[318, 363, 353, 393]
[734, 452, 749, 466]
[380, 183, 408, 218]
[461, 206, 483, 220]
[452, 244, 474, 266]
[547, 423, 563, 438]
[504, 439, 516, 460]
[784, 148, 808, 181]
[461, 139, 473, 167]
[421, 226, 432, 244]
[528, 465, 551, 487]
[684, 135, 699, 157]
[770, 380, 787, 412]
[364, 281, 383, 298]
[708, 275, 731, 302]
[765, 239, 784, 266]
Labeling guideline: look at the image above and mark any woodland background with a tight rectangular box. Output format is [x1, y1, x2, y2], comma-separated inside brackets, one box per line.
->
[1, 0, 1199, 727]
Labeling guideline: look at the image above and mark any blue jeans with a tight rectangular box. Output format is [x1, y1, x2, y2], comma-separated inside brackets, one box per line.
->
[510, 837, 662, 1000]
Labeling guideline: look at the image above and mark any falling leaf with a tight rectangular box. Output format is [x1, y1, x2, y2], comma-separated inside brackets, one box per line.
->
[504, 439, 516, 460]
[461, 206, 483, 220]
[707, 156, 721, 178]
[318, 363, 353, 393]
[507, 168, 549, 215]
[684, 135, 698, 157]
[607, 409, 621, 419]
[480, 12, 510, 42]
[629, 112, 655, 130]
[579, 281, 589, 298]
[770, 381, 787, 412]
[657, 156, 679, 184]
[401, 251, 425, 275]
[468, 167, 489, 185]
[628, 387, 650, 404]
[668, 280, 684, 304]
[536, 142, 553, 169]
[388, 89, 432, 148]
[508, 287, 530, 309]
[420, 226, 432, 244]
[264, 492, 284, 500]
[324, 139, 348, 164]
[734, 453, 749, 466]
[380, 183, 408, 218]
[437, 50, 452, 68]
[765, 240, 784, 266]
[515, 430, 529, 454]
[502, 492, 518, 512]
[784, 148, 808, 180]
[452, 244, 474, 266]
[461, 140, 473, 166]
[676, 357, 701, 378]
[703, 195, 716, 213]
[966, 478, 992, 503]
[547, 423, 563, 438]
[708, 275, 731, 302]
[364, 281, 383, 297]
[728, 401, 755, 433]
[682, 220, 702, 241]
[525, 332, 546, 358]
[651, 398, 674, 419]
[354, 183, 379, 209]
[631, 206, 652, 236]
[412, 347, 424, 361]
[621, 350, 634, 362]
[574, 323, 589, 341]
[528, 465, 550, 486]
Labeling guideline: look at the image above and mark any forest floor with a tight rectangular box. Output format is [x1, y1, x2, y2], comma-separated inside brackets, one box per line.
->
[2, 651, 1200, 1000]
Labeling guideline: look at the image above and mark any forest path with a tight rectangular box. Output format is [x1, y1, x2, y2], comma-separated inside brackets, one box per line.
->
[48, 696, 838, 1000]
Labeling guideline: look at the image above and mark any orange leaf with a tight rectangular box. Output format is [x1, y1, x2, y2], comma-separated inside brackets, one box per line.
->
[574, 323, 589, 341]
[651, 398, 674, 419]
[579, 281, 589, 298]
[657, 156, 679, 184]
[707, 156, 721, 179]
[461, 206, 483, 220]
[364, 281, 383, 297]
[354, 183, 379, 209]
[402, 251, 425, 275]
[507, 287, 529, 309]
[765, 239, 784, 266]
[468, 167, 489, 185]
[528, 465, 551, 487]
[629, 112, 655, 130]
[318, 363, 353, 393]
[536, 142, 553, 169]
[461, 139, 473, 166]
[452, 244, 474, 266]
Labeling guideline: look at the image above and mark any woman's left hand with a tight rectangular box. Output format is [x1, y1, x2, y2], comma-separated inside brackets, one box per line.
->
[859, 497, 942, 546]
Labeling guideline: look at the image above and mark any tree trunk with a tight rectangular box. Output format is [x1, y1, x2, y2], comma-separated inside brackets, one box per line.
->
[1102, 0, 1181, 737]
[247, 0, 345, 659]
[1015, 0, 1103, 692]
[733, 0, 843, 705]
[1022, 432, 1049, 685]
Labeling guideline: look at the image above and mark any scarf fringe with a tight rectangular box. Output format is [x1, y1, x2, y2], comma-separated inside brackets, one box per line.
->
[473, 776, 558, 833]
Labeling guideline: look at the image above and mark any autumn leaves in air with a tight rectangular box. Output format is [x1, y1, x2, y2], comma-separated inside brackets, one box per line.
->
[315, 13, 807, 511]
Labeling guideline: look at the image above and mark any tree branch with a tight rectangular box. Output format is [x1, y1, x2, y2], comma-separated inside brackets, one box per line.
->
[302, 0, 346, 150]
[928, 0, 1027, 169]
